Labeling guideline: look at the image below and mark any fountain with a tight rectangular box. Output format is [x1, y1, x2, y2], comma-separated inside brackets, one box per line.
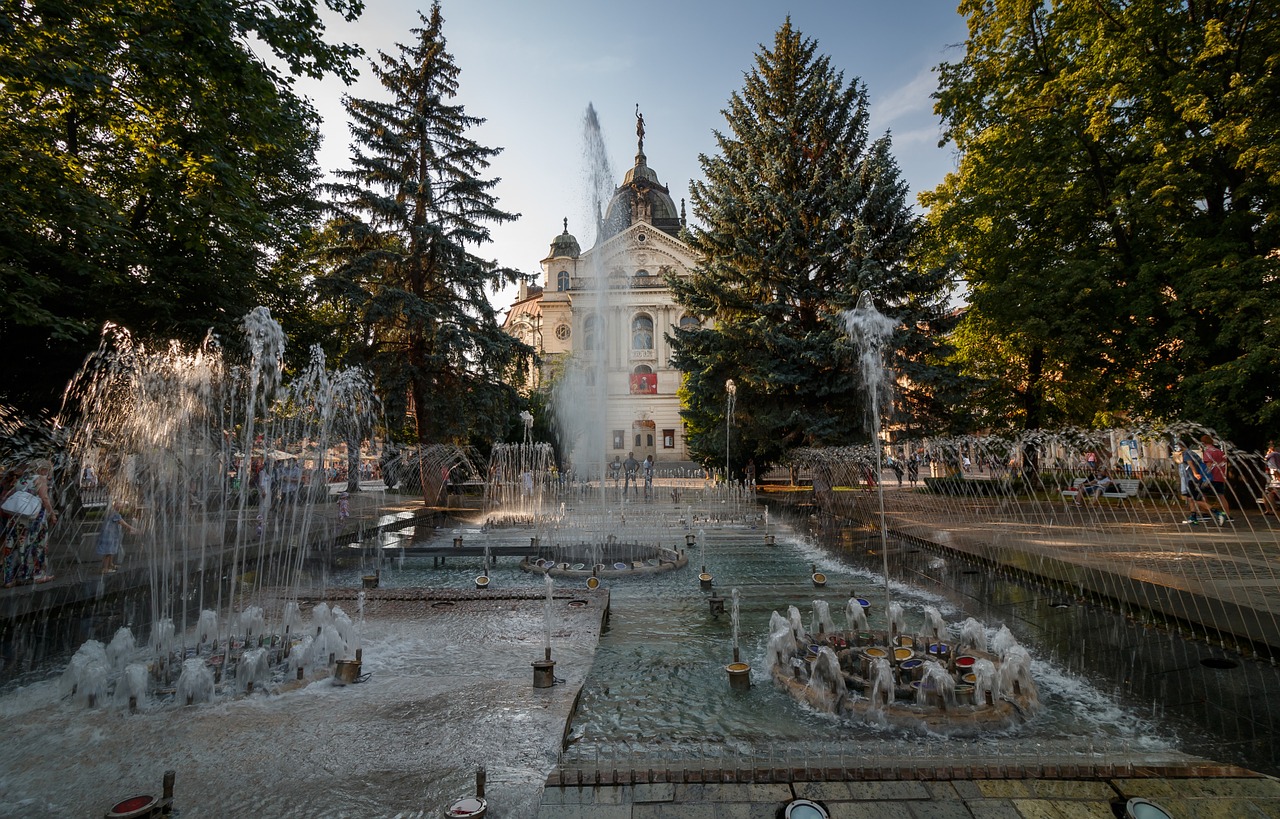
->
[725, 587, 751, 688]
[0, 307, 381, 712]
[532, 574, 556, 688]
[760, 295, 1042, 732]
[2, 107, 1279, 817]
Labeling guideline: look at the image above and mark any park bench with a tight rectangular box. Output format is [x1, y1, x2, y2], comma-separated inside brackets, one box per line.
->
[1062, 477, 1141, 504]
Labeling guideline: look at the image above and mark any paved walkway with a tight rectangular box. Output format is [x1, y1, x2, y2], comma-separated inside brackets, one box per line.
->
[822, 484, 1280, 657]
[538, 765, 1280, 818]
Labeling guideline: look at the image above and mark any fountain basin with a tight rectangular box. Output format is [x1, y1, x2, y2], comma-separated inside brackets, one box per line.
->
[521, 544, 684, 579]
[782, 633, 1039, 736]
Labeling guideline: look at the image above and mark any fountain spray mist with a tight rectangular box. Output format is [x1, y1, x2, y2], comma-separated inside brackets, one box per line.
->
[843, 292, 897, 617]
[550, 104, 615, 495]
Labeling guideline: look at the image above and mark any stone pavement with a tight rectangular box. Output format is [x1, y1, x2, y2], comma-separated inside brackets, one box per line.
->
[538, 763, 1280, 817]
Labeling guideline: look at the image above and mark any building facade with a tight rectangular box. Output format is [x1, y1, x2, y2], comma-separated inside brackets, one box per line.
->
[502, 119, 702, 467]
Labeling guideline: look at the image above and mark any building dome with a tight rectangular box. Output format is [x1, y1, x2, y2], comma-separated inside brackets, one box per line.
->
[547, 218, 580, 258]
[600, 151, 682, 241]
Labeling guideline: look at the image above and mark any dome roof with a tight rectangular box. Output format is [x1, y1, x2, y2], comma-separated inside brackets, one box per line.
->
[600, 150, 681, 242]
[547, 218, 580, 258]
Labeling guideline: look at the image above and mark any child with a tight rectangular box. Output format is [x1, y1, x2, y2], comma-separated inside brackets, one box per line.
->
[96, 503, 138, 574]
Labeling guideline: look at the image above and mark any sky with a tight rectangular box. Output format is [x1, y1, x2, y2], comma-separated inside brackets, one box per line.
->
[295, 0, 971, 309]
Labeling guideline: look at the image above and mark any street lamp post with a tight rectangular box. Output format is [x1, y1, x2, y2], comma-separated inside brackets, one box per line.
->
[725, 379, 736, 499]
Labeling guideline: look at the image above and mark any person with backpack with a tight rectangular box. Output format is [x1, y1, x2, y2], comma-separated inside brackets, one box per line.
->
[1174, 443, 1221, 525]
[1198, 434, 1232, 521]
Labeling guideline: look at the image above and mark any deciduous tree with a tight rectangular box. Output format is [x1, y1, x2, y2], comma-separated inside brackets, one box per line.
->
[0, 0, 363, 412]
[925, 0, 1280, 445]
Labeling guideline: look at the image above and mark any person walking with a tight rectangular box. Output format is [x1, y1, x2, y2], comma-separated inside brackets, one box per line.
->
[608, 456, 622, 492]
[1174, 444, 1216, 525]
[622, 452, 640, 497]
[1261, 440, 1280, 516]
[2, 458, 58, 586]
[1199, 434, 1232, 521]
[95, 502, 138, 574]
[642, 455, 654, 499]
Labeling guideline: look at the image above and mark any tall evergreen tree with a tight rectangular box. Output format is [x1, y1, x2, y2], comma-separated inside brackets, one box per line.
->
[669, 19, 959, 473]
[320, 3, 529, 478]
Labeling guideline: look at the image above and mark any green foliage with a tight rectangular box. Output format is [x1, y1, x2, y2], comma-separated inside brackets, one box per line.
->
[925, 0, 1280, 447]
[669, 18, 961, 474]
[0, 0, 363, 413]
[318, 3, 530, 450]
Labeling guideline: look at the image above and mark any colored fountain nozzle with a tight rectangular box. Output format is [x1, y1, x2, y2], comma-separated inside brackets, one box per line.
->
[453, 535, 463, 548]
[726, 658, 751, 690]
[532, 647, 556, 688]
[709, 594, 725, 616]
[685, 532, 696, 547]
[765, 533, 776, 546]
[445, 768, 489, 819]
[106, 770, 175, 819]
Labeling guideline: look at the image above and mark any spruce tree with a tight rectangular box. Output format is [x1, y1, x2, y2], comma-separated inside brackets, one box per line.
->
[321, 3, 530, 471]
[669, 19, 959, 474]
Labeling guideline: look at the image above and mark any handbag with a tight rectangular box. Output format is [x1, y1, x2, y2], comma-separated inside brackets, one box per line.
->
[2, 489, 42, 518]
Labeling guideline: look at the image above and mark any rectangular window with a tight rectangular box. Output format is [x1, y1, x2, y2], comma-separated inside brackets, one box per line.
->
[613, 430, 624, 450]
[662, 429, 675, 449]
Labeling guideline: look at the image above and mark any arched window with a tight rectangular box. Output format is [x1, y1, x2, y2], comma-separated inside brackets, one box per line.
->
[633, 365, 653, 375]
[582, 314, 600, 351]
[634, 269, 649, 278]
[557, 270, 570, 291]
[631, 313, 654, 350]
[679, 315, 700, 331]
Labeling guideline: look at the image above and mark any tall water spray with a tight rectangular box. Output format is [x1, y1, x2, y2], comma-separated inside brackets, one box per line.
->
[55, 307, 380, 699]
[550, 104, 618, 492]
[842, 292, 897, 618]
[543, 573, 555, 661]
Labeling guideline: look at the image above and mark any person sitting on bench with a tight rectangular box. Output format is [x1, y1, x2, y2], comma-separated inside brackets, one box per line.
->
[1077, 471, 1114, 504]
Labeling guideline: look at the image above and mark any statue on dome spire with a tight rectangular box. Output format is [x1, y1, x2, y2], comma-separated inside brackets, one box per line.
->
[635, 104, 645, 154]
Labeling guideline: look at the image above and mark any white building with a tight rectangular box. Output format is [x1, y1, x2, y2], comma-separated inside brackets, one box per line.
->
[503, 120, 703, 468]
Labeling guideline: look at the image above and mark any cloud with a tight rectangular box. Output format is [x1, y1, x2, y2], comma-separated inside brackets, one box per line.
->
[870, 67, 938, 127]
[888, 124, 944, 148]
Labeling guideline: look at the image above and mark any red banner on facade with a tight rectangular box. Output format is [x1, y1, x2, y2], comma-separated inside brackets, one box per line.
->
[629, 373, 657, 394]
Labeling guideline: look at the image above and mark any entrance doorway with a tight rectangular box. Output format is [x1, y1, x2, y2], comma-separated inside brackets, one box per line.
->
[631, 420, 656, 463]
